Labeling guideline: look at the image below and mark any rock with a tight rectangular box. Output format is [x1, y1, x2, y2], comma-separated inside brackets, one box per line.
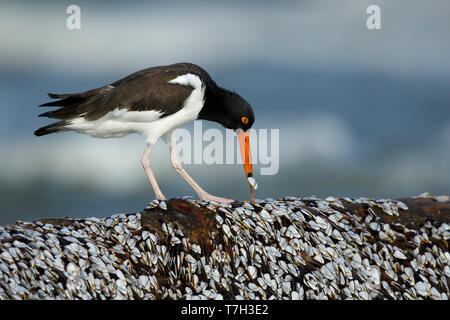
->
[0, 195, 448, 300]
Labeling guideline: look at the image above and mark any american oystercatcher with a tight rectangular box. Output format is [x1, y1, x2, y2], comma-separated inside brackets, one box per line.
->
[34, 62, 256, 203]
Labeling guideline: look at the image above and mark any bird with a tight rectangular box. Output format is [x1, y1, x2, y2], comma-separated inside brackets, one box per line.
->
[34, 62, 256, 203]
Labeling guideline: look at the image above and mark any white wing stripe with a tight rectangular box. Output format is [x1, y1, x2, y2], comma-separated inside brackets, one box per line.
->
[168, 73, 203, 89]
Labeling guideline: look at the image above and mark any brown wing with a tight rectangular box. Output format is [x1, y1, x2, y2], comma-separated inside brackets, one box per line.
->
[38, 63, 205, 121]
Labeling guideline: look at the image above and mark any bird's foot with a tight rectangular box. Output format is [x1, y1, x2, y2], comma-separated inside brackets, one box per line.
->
[199, 193, 234, 204]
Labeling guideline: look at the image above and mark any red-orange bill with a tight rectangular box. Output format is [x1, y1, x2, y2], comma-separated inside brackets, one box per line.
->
[236, 129, 258, 190]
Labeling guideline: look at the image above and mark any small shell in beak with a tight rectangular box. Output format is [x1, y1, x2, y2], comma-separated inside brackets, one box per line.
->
[247, 176, 258, 190]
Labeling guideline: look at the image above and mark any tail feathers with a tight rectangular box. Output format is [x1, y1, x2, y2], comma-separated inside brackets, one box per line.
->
[47, 92, 73, 99]
[38, 93, 91, 120]
[38, 85, 113, 122]
[34, 121, 67, 136]
[42, 86, 112, 106]
[39, 95, 86, 107]
[38, 111, 52, 117]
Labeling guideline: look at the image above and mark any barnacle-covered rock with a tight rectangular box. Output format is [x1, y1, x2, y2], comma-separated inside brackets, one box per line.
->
[0, 194, 448, 300]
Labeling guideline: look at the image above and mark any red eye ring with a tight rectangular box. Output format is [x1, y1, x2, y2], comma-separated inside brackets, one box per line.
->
[241, 116, 249, 124]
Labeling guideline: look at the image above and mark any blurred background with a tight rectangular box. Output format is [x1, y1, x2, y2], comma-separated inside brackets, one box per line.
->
[0, 0, 449, 225]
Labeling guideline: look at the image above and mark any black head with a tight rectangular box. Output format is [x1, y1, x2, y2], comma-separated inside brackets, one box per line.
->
[199, 87, 256, 182]
[199, 88, 255, 132]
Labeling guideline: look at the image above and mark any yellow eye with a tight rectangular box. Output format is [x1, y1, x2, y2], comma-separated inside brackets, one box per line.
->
[241, 116, 249, 124]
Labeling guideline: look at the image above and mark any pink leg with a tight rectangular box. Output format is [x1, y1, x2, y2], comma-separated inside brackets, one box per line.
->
[169, 144, 234, 203]
[141, 144, 166, 200]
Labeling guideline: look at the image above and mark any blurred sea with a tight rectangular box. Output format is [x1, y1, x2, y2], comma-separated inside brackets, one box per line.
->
[0, 0, 449, 225]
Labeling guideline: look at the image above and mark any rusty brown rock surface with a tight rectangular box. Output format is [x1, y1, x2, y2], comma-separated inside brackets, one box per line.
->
[0, 194, 448, 300]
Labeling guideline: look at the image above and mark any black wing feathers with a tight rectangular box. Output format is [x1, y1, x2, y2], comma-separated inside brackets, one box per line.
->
[34, 121, 68, 136]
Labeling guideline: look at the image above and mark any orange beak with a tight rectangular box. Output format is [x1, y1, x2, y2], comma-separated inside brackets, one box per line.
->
[236, 129, 257, 190]
[237, 129, 252, 177]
